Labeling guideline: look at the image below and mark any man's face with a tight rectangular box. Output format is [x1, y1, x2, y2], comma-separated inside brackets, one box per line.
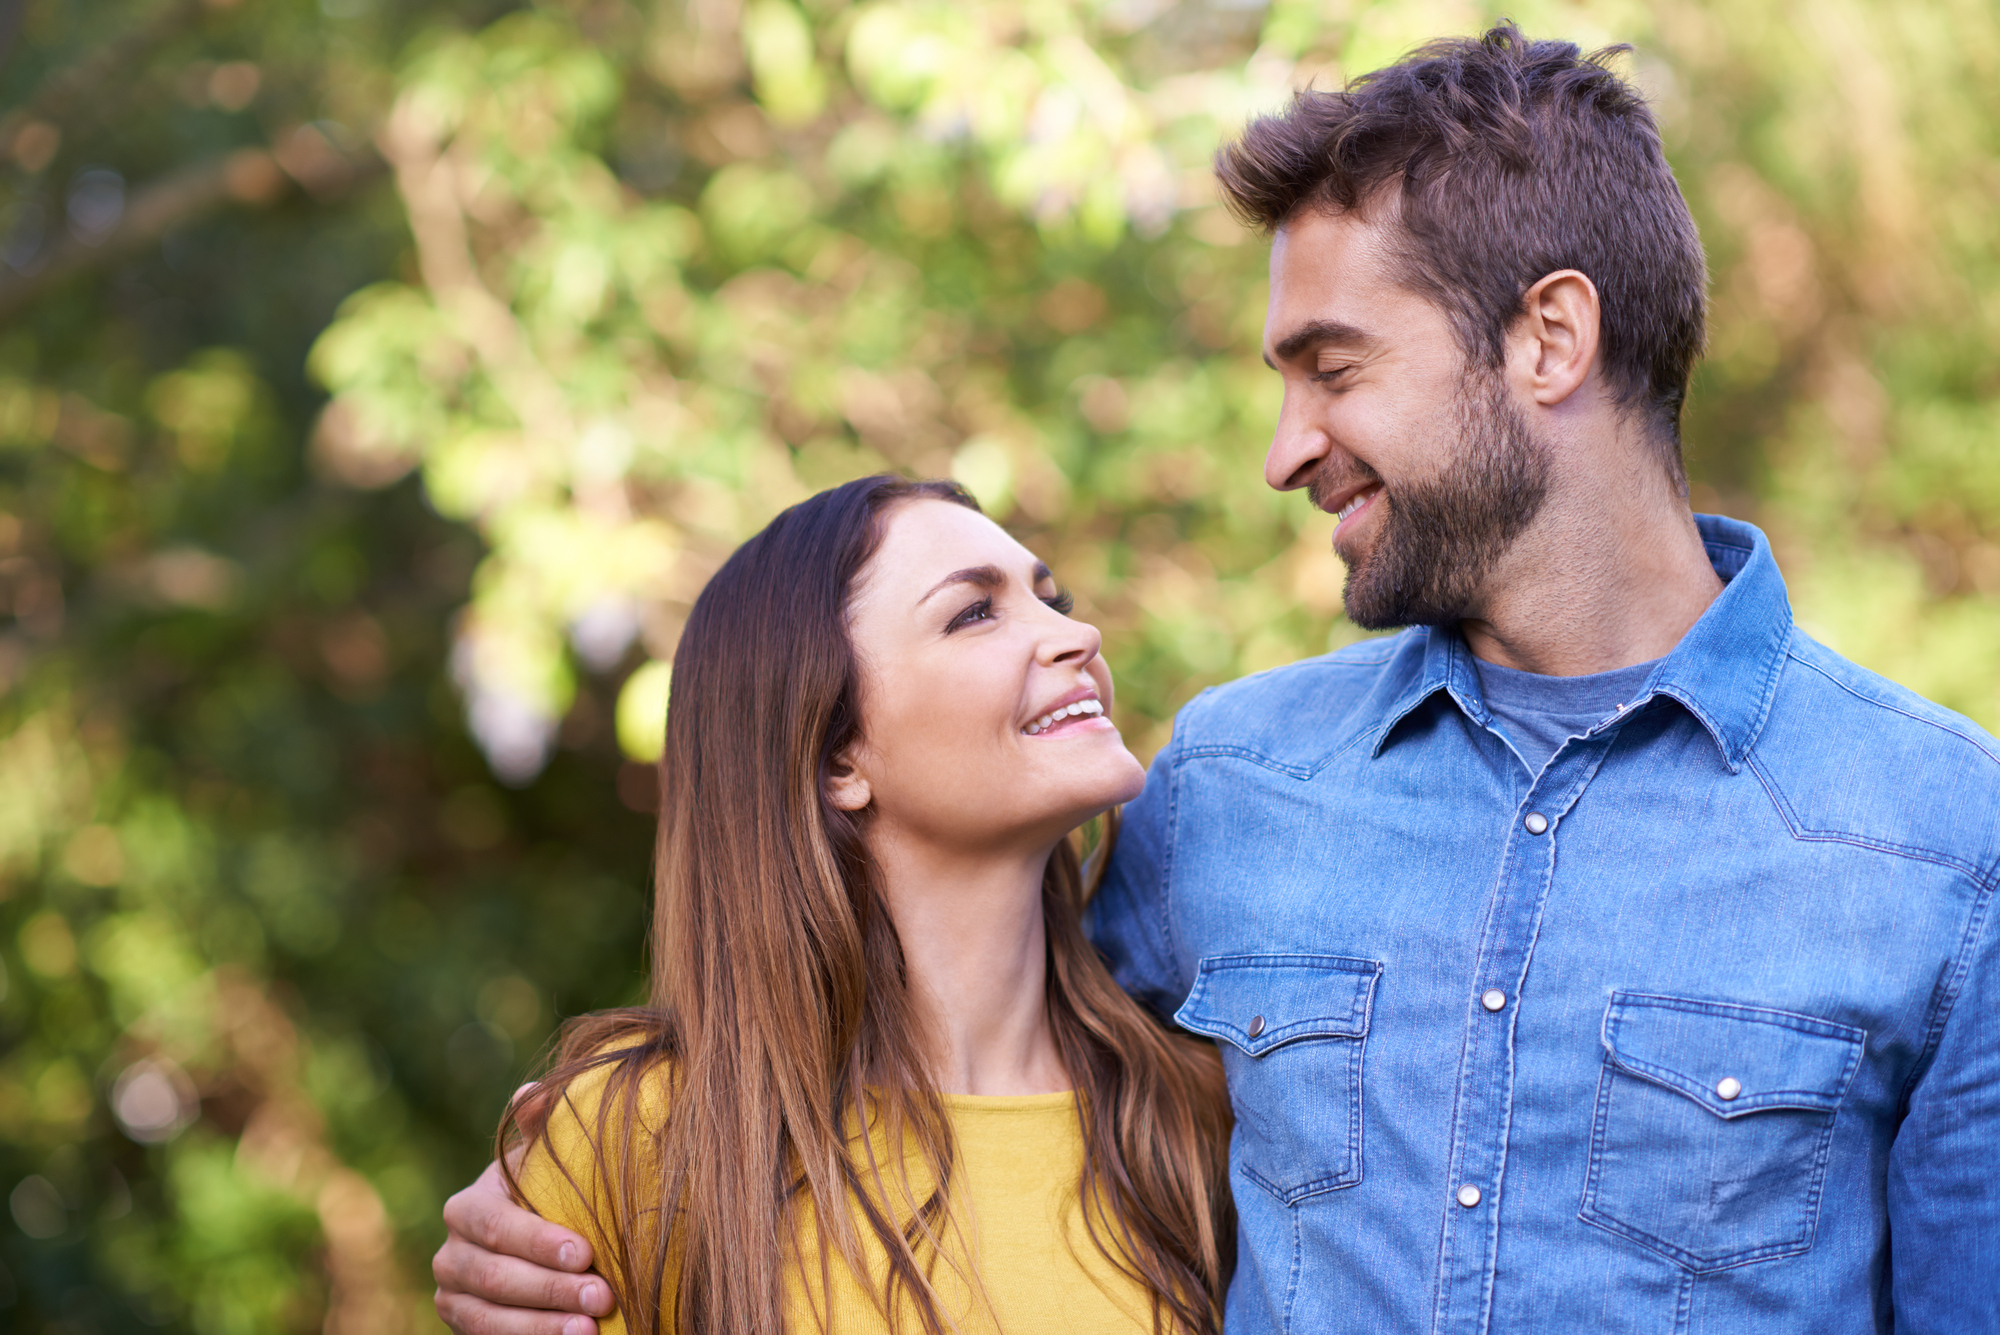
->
[1262, 207, 1549, 629]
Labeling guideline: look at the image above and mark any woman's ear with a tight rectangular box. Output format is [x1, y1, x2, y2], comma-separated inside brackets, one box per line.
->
[825, 746, 872, 812]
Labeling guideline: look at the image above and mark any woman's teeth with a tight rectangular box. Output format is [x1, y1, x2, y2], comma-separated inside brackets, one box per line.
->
[1023, 698, 1104, 735]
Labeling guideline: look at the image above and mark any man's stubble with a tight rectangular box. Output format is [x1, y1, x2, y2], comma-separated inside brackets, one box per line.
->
[1311, 372, 1552, 631]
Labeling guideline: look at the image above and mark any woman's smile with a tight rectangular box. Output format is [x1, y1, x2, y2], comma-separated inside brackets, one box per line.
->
[1022, 692, 1106, 736]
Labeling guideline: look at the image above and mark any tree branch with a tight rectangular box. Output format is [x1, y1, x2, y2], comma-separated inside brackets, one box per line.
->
[3, 0, 205, 126]
[0, 143, 383, 323]
[376, 96, 577, 450]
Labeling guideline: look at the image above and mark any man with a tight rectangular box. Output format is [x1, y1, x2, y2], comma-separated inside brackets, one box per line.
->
[434, 26, 1999, 1334]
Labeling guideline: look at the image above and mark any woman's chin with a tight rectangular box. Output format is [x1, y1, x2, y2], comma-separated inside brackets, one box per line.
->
[1049, 756, 1148, 827]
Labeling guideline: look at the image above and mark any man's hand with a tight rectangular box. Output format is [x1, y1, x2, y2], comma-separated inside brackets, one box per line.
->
[434, 1159, 618, 1335]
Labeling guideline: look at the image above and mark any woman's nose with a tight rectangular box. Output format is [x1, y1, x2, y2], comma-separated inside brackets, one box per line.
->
[1042, 611, 1102, 667]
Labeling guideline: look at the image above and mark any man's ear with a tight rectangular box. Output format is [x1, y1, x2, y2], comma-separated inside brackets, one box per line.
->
[825, 746, 872, 812]
[1510, 269, 1601, 408]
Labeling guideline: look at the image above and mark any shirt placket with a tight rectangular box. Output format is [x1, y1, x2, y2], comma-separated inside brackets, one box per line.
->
[1431, 725, 1616, 1335]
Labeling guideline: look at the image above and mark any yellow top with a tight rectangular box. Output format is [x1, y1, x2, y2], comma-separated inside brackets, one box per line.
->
[517, 1064, 1157, 1334]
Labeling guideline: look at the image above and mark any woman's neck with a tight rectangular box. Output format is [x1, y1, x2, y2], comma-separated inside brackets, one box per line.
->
[868, 830, 1070, 1096]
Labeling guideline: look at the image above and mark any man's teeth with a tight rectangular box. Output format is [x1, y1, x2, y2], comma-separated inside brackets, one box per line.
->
[1023, 698, 1105, 735]
[1337, 488, 1376, 522]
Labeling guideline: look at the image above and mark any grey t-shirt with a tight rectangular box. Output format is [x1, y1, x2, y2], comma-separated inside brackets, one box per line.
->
[1474, 656, 1662, 774]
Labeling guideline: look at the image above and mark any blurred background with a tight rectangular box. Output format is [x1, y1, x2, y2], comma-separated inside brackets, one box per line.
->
[0, 0, 1995, 1328]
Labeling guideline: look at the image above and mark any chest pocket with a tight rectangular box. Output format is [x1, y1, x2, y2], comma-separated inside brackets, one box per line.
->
[1175, 954, 1381, 1205]
[1580, 991, 1865, 1273]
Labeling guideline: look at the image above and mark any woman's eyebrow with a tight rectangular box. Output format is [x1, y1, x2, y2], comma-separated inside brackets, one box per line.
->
[915, 561, 1052, 606]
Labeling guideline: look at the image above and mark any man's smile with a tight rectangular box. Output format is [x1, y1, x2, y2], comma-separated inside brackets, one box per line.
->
[1335, 483, 1383, 528]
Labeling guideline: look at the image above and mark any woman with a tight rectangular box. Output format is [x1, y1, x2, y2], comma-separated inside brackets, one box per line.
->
[503, 475, 1232, 1335]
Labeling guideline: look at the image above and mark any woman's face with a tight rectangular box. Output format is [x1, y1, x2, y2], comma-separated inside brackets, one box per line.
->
[833, 499, 1146, 852]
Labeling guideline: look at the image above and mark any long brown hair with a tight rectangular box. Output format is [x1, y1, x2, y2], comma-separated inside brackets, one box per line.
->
[501, 475, 1233, 1334]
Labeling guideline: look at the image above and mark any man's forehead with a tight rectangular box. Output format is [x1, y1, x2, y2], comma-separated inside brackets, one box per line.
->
[1264, 208, 1413, 354]
[1271, 209, 1396, 300]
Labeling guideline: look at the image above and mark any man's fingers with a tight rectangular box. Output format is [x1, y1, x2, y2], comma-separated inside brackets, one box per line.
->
[433, 1238, 616, 1315]
[434, 1289, 602, 1335]
[443, 1161, 595, 1274]
[510, 1081, 553, 1140]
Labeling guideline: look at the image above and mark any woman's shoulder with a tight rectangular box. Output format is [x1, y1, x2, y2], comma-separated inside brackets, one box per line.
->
[513, 1029, 677, 1227]
[510, 1028, 679, 1335]
[538, 1043, 675, 1142]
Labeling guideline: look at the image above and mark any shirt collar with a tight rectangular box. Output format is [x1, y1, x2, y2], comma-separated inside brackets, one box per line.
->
[1368, 514, 1793, 773]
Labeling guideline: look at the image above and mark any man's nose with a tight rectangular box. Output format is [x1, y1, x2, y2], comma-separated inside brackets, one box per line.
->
[1264, 385, 1328, 492]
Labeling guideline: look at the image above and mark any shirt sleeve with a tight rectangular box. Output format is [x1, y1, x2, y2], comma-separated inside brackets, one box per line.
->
[514, 1061, 668, 1335]
[1887, 884, 2000, 1331]
[516, 1073, 621, 1269]
[1086, 735, 1189, 1024]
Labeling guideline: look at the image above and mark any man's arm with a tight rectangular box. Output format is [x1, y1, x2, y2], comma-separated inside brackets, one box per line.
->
[1887, 887, 2000, 1330]
[1087, 735, 1190, 1020]
[433, 1159, 618, 1335]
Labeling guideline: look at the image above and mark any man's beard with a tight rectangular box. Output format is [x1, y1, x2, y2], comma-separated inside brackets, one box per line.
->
[1311, 374, 1552, 630]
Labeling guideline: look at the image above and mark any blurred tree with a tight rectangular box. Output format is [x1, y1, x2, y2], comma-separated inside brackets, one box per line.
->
[0, 0, 1995, 1330]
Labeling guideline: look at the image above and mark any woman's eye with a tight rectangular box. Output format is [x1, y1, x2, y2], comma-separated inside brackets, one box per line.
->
[1042, 588, 1075, 615]
[946, 597, 995, 631]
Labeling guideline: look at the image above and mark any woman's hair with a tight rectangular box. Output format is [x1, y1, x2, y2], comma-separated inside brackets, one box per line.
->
[500, 474, 1233, 1334]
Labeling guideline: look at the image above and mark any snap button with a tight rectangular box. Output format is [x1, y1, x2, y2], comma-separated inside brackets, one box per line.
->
[1480, 989, 1507, 1012]
[1246, 1015, 1265, 1039]
[1456, 1184, 1482, 1208]
[1523, 812, 1549, 835]
[1715, 1076, 1742, 1101]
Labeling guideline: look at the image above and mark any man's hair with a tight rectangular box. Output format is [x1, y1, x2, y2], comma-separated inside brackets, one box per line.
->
[1216, 24, 1707, 474]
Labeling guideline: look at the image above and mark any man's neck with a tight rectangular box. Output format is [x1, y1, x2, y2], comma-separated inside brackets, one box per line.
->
[1459, 474, 1723, 678]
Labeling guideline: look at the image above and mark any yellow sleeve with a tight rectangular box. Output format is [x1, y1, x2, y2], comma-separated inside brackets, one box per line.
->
[514, 1059, 675, 1335]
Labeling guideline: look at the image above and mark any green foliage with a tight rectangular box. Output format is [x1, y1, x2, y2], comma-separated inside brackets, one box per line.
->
[0, 0, 1996, 1329]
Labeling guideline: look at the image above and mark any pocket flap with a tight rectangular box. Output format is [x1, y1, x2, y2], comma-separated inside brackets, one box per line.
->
[1601, 992, 1865, 1118]
[1175, 954, 1381, 1056]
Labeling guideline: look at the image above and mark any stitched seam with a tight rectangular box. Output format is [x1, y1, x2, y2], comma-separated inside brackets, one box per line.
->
[1582, 1209, 1818, 1273]
[1897, 869, 2000, 1107]
[1655, 683, 1748, 774]
[1429, 813, 1524, 1335]
[1747, 753, 1991, 879]
[1177, 738, 1375, 779]
[1795, 1098, 1842, 1253]
[1738, 618, 1793, 762]
[1609, 992, 1868, 1042]
[1193, 953, 1382, 973]
[1786, 651, 2000, 769]
[1578, 1057, 1619, 1254]
[1177, 744, 1316, 777]
[1348, 1005, 1366, 1190]
[1281, 1201, 1303, 1335]
[1186, 1024, 1366, 1052]
[1604, 1054, 1850, 1110]
[1245, 1162, 1356, 1203]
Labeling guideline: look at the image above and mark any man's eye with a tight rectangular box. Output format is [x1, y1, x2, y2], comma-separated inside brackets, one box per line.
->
[946, 597, 995, 631]
[1312, 365, 1352, 384]
[1042, 588, 1075, 615]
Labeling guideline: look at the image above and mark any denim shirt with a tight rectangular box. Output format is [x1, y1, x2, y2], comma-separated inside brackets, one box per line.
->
[1088, 516, 2000, 1335]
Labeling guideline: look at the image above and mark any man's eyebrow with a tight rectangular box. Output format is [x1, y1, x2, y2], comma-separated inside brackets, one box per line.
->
[1264, 318, 1373, 369]
[916, 561, 1052, 606]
